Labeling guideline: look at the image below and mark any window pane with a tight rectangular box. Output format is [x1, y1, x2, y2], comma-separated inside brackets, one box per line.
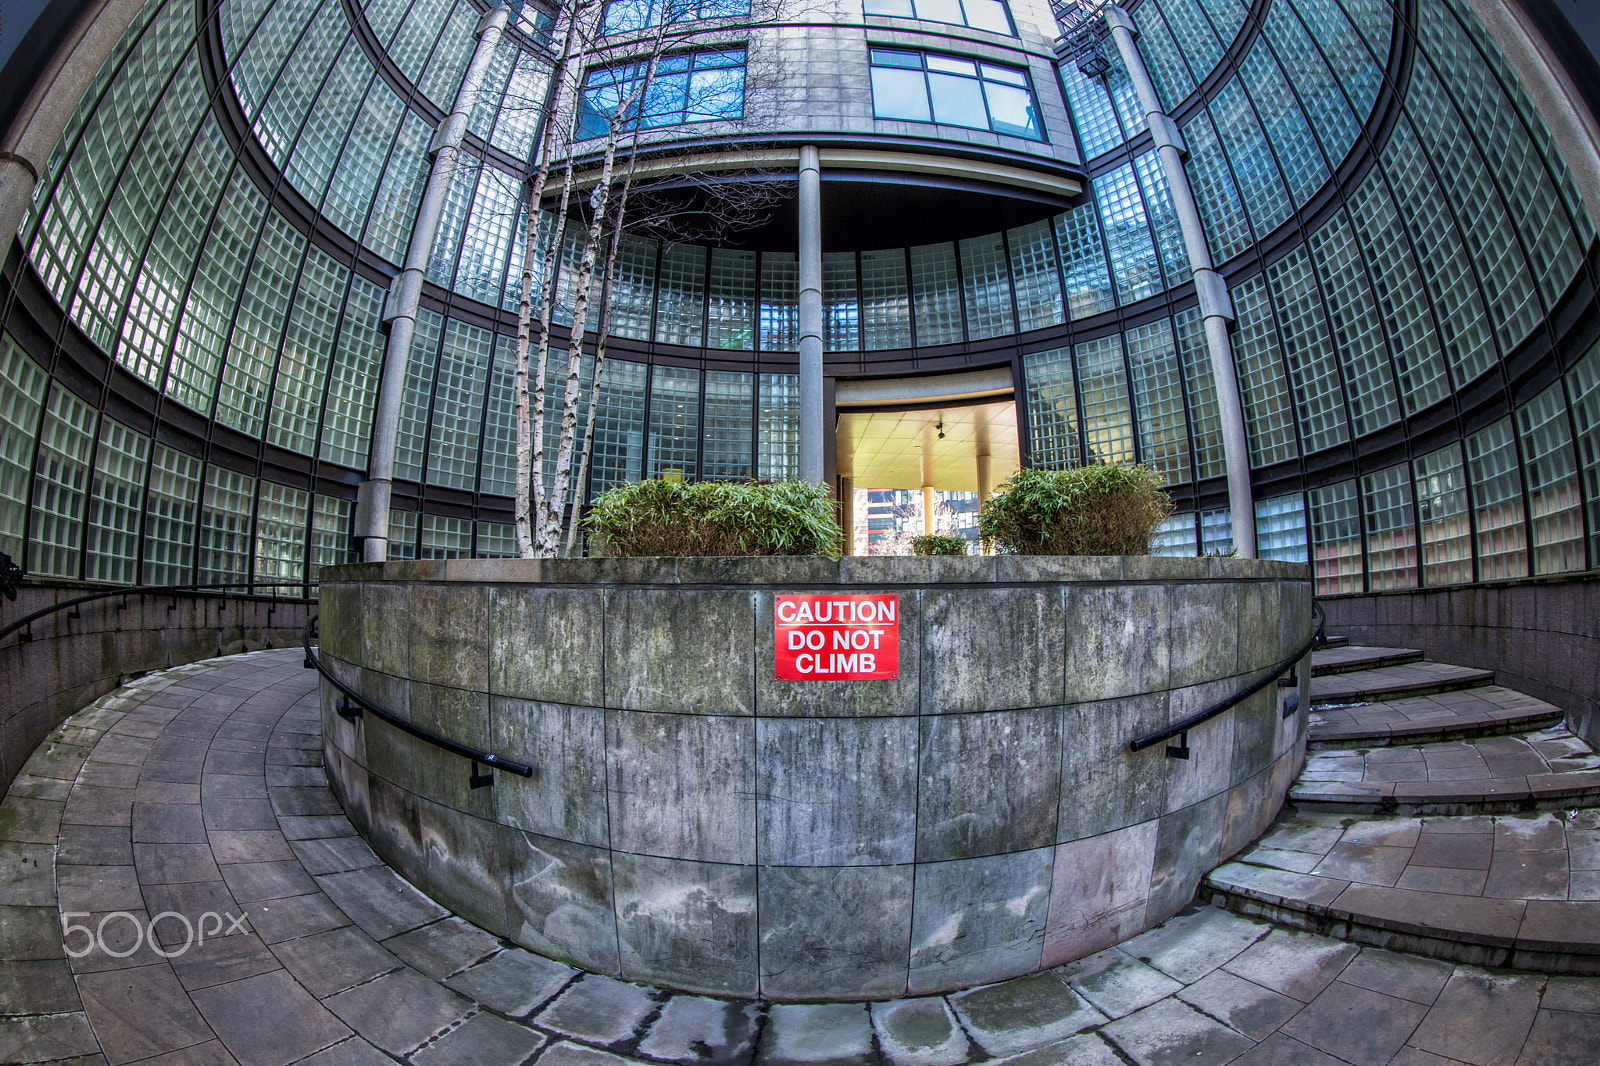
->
[871, 67, 931, 121]
[1362, 463, 1417, 589]
[928, 72, 988, 128]
[1414, 442, 1472, 586]
[1515, 383, 1583, 574]
[649, 365, 700, 480]
[984, 81, 1038, 138]
[1466, 417, 1526, 579]
[1310, 479, 1362, 594]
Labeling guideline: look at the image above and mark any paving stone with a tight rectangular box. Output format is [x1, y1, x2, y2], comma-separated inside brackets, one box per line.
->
[0, 841, 57, 906]
[1513, 1007, 1600, 1066]
[1278, 980, 1430, 1066]
[1229, 1031, 1352, 1066]
[1408, 968, 1544, 1066]
[409, 1012, 545, 1066]
[637, 995, 761, 1064]
[1311, 842, 1414, 887]
[56, 864, 143, 911]
[0, 957, 82, 1013]
[314, 866, 446, 940]
[1119, 908, 1268, 984]
[1056, 948, 1183, 1019]
[270, 925, 400, 997]
[445, 949, 575, 1016]
[166, 932, 283, 992]
[289, 837, 380, 876]
[532, 975, 656, 1044]
[382, 918, 500, 980]
[989, 1032, 1125, 1065]
[950, 973, 1105, 1055]
[1539, 976, 1600, 1013]
[0, 904, 66, 960]
[324, 968, 471, 1055]
[1101, 997, 1256, 1066]
[1176, 968, 1303, 1040]
[76, 963, 216, 1065]
[534, 1044, 643, 1066]
[868, 998, 969, 1066]
[189, 969, 352, 1066]
[758, 1004, 873, 1065]
[208, 831, 294, 865]
[219, 860, 316, 903]
[58, 826, 134, 867]
[0, 1012, 101, 1064]
[134, 843, 222, 885]
[287, 1037, 393, 1066]
[1221, 928, 1358, 1003]
[1334, 950, 1455, 1006]
[239, 893, 350, 944]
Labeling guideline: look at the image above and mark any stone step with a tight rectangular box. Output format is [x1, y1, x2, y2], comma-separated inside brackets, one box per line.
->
[1310, 645, 1423, 677]
[1202, 809, 1600, 974]
[1319, 634, 1349, 649]
[1292, 728, 1600, 814]
[1309, 685, 1565, 748]
[1310, 661, 1496, 707]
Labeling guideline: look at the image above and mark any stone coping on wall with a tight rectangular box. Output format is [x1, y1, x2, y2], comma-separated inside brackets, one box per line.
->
[321, 554, 1308, 587]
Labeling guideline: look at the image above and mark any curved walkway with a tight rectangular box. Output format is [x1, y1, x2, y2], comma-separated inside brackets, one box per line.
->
[3, 651, 1600, 1065]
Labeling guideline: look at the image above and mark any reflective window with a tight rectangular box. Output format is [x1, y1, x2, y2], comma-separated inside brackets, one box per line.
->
[960, 235, 1015, 340]
[142, 444, 200, 586]
[578, 49, 746, 138]
[1568, 344, 1600, 566]
[1175, 308, 1226, 480]
[1515, 384, 1583, 574]
[1362, 463, 1418, 589]
[199, 465, 255, 585]
[1151, 513, 1199, 556]
[387, 509, 418, 560]
[1310, 479, 1362, 594]
[1201, 507, 1234, 555]
[824, 253, 862, 352]
[870, 50, 1041, 139]
[86, 419, 149, 585]
[1466, 418, 1527, 580]
[255, 481, 308, 595]
[1230, 275, 1298, 466]
[0, 338, 48, 558]
[703, 371, 753, 481]
[1077, 335, 1135, 466]
[1126, 319, 1190, 486]
[863, 0, 1013, 34]
[649, 365, 701, 480]
[1255, 493, 1309, 564]
[1414, 442, 1473, 585]
[758, 374, 800, 481]
[910, 243, 963, 346]
[861, 250, 912, 350]
[603, 0, 749, 34]
[1023, 346, 1080, 470]
[1007, 220, 1064, 332]
[591, 360, 649, 495]
[29, 387, 97, 579]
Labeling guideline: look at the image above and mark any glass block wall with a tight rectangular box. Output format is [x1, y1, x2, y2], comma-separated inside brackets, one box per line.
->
[0, 0, 1596, 596]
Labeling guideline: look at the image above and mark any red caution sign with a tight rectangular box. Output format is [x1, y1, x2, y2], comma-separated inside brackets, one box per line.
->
[774, 594, 900, 680]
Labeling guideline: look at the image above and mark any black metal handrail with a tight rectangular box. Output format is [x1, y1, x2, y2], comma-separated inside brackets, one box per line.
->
[301, 616, 533, 789]
[1130, 633, 1318, 758]
[1, 579, 316, 645]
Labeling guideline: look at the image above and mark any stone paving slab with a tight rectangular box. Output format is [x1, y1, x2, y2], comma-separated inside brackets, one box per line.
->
[1293, 729, 1600, 813]
[1310, 686, 1565, 748]
[1310, 661, 1496, 706]
[1208, 810, 1600, 970]
[7, 651, 1600, 1066]
[1310, 646, 1423, 677]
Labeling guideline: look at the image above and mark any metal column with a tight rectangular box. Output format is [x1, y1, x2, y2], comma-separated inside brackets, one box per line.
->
[1105, 4, 1256, 557]
[356, 5, 512, 562]
[797, 145, 825, 485]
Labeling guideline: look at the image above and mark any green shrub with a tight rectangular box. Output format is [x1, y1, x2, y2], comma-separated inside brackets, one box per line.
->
[978, 464, 1174, 556]
[586, 478, 843, 557]
[911, 535, 970, 556]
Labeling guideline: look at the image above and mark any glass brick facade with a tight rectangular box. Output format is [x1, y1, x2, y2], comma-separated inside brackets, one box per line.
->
[0, 0, 1594, 598]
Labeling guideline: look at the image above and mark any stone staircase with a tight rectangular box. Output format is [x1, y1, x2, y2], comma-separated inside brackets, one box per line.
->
[1204, 639, 1600, 974]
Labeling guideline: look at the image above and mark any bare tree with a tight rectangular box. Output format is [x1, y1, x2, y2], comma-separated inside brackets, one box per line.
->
[512, 0, 792, 557]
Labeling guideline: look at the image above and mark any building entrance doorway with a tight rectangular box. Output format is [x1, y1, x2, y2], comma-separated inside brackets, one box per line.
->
[834, 369, 1021, 555]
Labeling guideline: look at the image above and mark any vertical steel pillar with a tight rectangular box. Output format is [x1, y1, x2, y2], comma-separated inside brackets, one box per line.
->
[356, 5, 512, 562]
[797, 145, 826, 485]
[1105, 5, 1256, 557]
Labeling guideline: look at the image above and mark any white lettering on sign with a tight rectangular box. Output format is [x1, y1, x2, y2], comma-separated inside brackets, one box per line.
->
[774, 594, 899, 680]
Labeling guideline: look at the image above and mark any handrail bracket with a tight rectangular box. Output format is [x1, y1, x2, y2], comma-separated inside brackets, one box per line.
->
[1165, 732, 1190, 760]
[469, 760, 494, 789]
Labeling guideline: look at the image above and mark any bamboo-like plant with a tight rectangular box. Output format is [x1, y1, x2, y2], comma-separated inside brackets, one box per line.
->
[586, 479, 843, 557]
[978, 465, 1174, 556]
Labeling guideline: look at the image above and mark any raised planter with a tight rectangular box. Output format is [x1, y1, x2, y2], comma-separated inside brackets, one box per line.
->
[316, 555, 1312, 1000]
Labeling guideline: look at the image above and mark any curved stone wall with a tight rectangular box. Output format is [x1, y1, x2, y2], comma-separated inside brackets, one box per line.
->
[317, 555, 1311, 1000]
